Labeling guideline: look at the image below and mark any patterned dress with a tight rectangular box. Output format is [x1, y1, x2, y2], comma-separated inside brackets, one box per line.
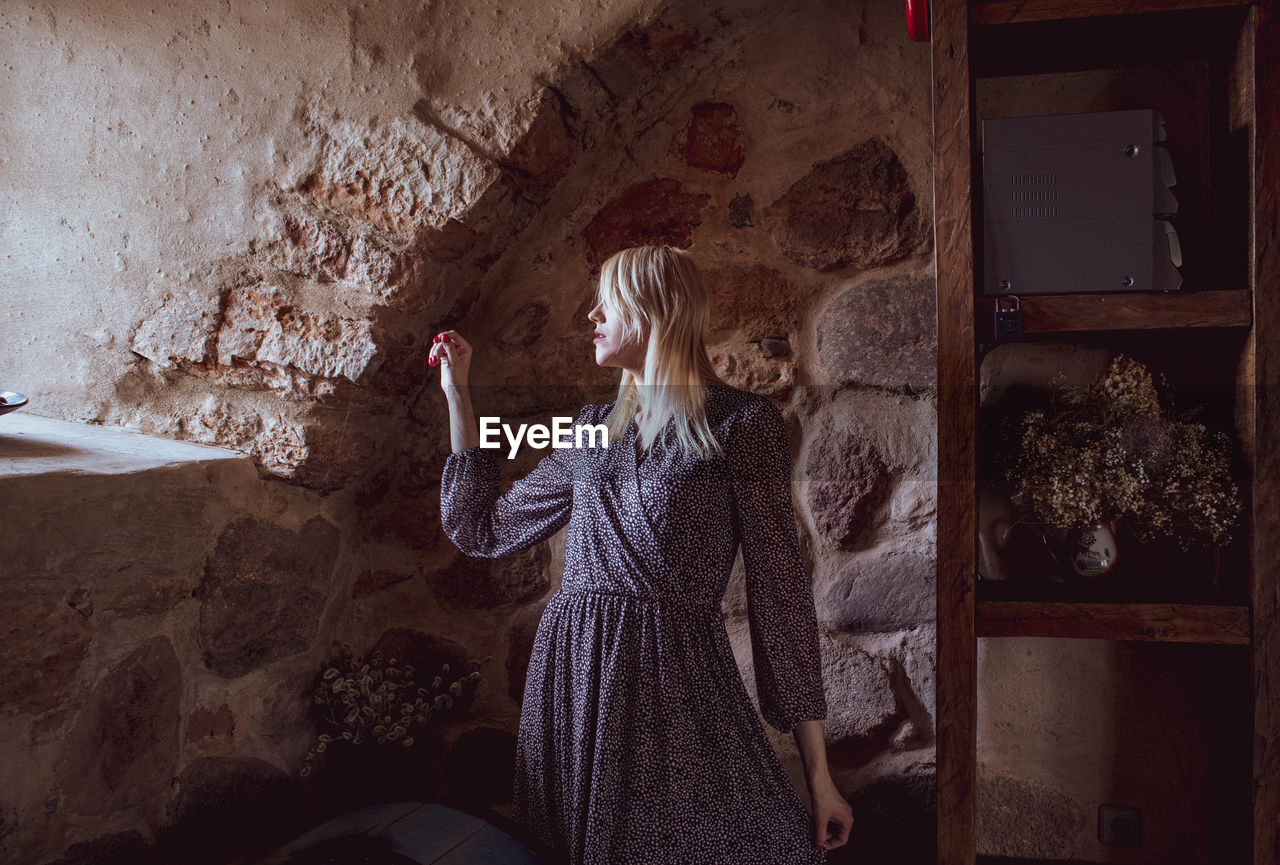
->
[439, 384, 829, 865]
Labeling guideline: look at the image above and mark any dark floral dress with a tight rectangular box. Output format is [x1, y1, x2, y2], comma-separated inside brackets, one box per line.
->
[440, 384, 829, 865]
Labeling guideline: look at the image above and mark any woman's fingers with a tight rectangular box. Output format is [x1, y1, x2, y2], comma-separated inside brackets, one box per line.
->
[428, 330, 471, 381]
[429, 330, 460, 366]
[812, 796, 855, 852]
[824, 809, 854, 851]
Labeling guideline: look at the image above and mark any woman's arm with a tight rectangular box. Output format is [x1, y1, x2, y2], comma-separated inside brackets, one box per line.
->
[431, 330, 480, 454]
[727, 398, 828, 734]
[433, 329, 581, 558]
[794, 719, 853, 851]
[793, 719, 830, 784]
[445, 381, 480, 454]
[725, 398, 854, 850]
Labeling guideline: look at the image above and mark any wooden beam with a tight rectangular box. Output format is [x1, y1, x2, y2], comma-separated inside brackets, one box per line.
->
[976, 601, 1251, 643]
[970, 0, 1250, 27]
[932, 0, 978, 861]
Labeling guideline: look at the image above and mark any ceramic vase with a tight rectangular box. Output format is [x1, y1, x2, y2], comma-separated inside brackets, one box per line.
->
[1066, 517, 1121, 579]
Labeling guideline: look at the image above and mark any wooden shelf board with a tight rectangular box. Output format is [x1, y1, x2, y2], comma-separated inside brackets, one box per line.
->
[978, 856, 1109, 865]
[975, 289, 1251, 339]
[969, 0, 1250, 27]
[978, 857, 1109, 865]
[976, 600, 1251, 643]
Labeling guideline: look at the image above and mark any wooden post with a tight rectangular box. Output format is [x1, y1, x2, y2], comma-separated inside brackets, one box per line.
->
[1250, 5, 1280, 864]
[931, 0, 978, 862]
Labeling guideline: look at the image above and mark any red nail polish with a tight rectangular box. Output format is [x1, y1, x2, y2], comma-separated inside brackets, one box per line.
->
[433, 335, 439, 342]
[429, 357, 435, 366]
[443, 335, 450, 342]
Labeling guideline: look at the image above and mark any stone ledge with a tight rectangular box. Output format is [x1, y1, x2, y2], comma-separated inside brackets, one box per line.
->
[0, 413, 249, 478]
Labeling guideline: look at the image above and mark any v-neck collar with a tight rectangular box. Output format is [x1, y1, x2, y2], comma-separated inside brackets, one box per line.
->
[625, 418, 665, 548]
[617, 385, 730, 552]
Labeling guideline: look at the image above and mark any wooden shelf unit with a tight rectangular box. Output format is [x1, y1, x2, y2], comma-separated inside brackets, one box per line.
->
[930, 1, 1279, 864]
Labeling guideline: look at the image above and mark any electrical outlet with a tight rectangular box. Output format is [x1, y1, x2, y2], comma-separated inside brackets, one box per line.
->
[1098, 804, 1142, 847]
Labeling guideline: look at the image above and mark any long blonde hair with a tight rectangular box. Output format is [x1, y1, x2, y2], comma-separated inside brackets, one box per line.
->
[593, 244, 728, 461]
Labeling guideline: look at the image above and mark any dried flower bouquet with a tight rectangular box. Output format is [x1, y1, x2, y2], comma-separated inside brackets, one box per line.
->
[994, 354, 1242, 553]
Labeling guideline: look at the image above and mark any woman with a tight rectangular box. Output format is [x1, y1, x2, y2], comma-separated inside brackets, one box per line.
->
[432, 244, 854, 864]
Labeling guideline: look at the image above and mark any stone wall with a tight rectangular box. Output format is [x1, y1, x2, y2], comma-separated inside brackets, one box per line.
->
[0, 0, 940, 863]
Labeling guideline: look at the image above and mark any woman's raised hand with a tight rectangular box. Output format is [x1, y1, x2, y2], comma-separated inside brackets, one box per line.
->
[429, 330, 472, 390]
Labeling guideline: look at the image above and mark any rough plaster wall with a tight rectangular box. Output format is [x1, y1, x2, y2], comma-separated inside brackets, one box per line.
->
[0, 0, 662, 420]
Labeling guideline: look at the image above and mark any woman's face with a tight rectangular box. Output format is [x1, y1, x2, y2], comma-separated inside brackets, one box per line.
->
[588, 299, 645, 371]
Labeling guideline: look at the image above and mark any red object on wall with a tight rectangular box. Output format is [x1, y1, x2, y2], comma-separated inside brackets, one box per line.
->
[905, 0, 930, 42]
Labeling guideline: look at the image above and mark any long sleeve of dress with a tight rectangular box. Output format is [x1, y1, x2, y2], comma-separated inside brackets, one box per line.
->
[728, 398, 829, 735]
[439, 405, 592, 558]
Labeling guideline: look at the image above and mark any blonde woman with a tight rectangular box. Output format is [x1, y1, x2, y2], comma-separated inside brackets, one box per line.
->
[433, 244, 853, 864]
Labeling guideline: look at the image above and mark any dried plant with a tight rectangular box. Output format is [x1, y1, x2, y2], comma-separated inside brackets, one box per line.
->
[300, 648, 482, 778]
[995, 354, 1243, 551]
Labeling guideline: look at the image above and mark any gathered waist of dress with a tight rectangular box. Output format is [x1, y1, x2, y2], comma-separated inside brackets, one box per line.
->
[551, 585, 723, 618]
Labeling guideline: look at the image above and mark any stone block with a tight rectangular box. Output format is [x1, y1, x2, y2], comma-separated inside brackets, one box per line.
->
[157, 756, 299, 865]
[703, 261, 802, 340]
[709, 344, 795, 398]
[300, 116, 503, 239]
[0, 583, 92, 717]
[59, 636, 182, 817]
[681, 102, 745, 175]
[216, 284, 380, 383]
[430, 546, 551, 610]
[103, 579, 189, 617]
[583, 177, 710, 268]
[46, 829, 155, 865]
[197, 516, 340, 678]
[819, 552, 936, 632]
[131, 289, 222, 369]
[803, 428, 892, 546]
[764, 136, 923, 271]
[816, 632, 901, 746]
[586, 20, 703, 103]
[817, 272, 937, 392]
